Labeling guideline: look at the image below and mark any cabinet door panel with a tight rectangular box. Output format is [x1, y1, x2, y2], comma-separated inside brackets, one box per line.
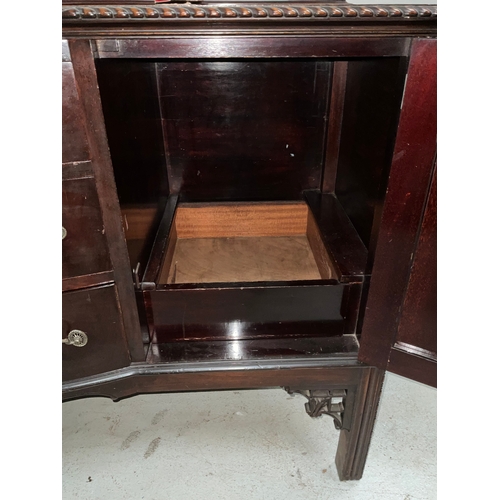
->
[358, 38, 437, 386]
[388, 169, 436, 386]
[62, 285, 131, 381]
[394, 171, 437, 352]
[63, 39, 145, 362]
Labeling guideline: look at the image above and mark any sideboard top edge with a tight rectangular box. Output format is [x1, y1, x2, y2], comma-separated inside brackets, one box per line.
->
[62, 4, 438, 24]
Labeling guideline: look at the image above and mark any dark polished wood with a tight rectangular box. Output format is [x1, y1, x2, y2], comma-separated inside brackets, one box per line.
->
[69, 39, 145, 361]
[62, 177, 112, 286]
[322, 61, 348, 194]
[336, 367, 384, 480]
[148, 336, 359, 364]
[304, 191, 367, 280]
[332, 56, 409, 338]
[388, 348, 436, 388]
[62, 4, 437, 482]
[96, 37, 410, 60]
[334, 57, 407, 251]
[148, 284, 346, 342]
[142, 194, 178, 286]
[62, 284, 131, 381]
[358, 39, 437, 372]
[96, 59, 170, 206]
[63, 5, 437, 40]
[63, 362, 362, 401]
[341, 281, 363, 337]
[157, 60, 329, 201]
[388, 166, 437, 387]
[63, 270, 115, 292]
[95, 59, 170, 277]
[62, 61, 90, 163]
[394, 168, 437, 355]
[139, 192, 365, 342]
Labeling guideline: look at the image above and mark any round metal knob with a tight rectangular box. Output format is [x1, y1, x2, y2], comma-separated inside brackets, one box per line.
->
[62, 329, 88, 347]
[62, 227, 67, 240]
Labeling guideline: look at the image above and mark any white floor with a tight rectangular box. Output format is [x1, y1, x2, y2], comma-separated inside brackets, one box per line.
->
[62, 372, 436, 499]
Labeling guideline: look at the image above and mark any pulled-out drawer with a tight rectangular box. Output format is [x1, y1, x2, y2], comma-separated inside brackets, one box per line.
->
[62, 284, 130, 381]
[131, 192, 367, 343]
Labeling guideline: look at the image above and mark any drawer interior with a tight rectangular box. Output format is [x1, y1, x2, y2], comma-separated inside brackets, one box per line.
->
[159, 201, 338, 285]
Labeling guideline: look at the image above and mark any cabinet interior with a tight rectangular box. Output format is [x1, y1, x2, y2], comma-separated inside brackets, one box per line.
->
[96, 56, 406, 358]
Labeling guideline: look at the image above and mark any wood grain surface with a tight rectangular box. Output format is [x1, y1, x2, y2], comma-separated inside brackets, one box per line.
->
[163, 236, 322, 284]
[174, 202, 308, 239]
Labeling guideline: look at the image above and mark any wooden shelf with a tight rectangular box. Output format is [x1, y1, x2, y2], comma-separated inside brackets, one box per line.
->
[146, 335, 359, 365]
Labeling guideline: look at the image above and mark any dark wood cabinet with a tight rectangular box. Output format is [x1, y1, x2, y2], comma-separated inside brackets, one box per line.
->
[62, 2, 437, 481]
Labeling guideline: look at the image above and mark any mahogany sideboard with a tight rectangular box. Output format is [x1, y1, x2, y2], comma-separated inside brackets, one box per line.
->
[62, 1, 437, 481]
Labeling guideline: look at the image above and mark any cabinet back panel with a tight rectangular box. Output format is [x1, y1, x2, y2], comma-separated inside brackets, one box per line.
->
[157, 60, 331, 201]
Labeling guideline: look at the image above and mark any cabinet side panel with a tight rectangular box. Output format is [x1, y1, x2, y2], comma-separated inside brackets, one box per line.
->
[96, 60, 171, 280]
[335, 57, 407, 255]
[96, 60, 170, 206]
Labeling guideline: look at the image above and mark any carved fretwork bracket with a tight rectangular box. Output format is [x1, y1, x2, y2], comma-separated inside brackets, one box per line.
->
[285, 388, 346, 430]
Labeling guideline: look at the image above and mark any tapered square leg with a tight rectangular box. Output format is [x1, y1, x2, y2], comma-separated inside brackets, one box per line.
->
[285, 366, 385, 481]
[335, 367, 385, 480]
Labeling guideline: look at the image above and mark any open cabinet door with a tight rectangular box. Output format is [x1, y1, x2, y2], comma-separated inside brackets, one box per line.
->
[358, 38, 437, 387]
[63, 39, 145, 378]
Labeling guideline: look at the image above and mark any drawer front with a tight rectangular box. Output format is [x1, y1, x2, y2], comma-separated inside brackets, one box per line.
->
[146, 284, 357, 343]
[62, 285, 131, 381]
[62, 177, 112, 285]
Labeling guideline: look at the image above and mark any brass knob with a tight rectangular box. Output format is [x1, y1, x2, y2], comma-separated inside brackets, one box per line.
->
[62, 227, 67, 240]
[62, 329, 88, 347]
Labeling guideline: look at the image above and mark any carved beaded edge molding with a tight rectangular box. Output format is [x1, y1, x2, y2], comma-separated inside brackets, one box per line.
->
[62, 4, 437, 21]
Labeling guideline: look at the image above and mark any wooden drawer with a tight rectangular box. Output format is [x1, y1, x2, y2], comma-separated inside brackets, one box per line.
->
[133, 192, 367, 343]
[62, 284, 131, 381]
[62, 177, 113, 290]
